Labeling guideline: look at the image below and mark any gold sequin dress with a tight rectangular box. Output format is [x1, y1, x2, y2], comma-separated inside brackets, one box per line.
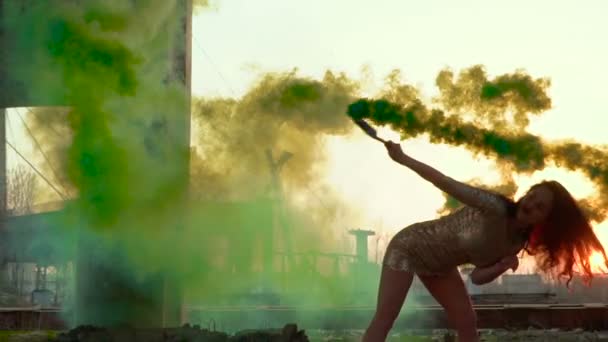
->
[383, 179, 527, 276]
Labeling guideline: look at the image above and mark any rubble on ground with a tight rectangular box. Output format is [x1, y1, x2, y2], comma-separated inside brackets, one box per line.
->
[49, 323, 308, 342]
[6, 326, 608, 341]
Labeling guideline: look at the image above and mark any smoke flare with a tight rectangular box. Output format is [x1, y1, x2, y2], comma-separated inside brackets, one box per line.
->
[348, 66, 608, 222]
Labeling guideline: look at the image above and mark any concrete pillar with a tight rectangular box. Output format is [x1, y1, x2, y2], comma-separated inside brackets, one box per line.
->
[74, 0, 192, 328]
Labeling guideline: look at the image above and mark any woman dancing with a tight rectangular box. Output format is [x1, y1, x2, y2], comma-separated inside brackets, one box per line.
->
[363, 141, 608, 342]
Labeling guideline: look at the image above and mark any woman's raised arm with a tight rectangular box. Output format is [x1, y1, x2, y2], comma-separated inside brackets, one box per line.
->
[385, 141, 507, 214]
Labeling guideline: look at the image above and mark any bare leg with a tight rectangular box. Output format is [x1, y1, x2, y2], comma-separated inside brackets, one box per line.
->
[419, 268, 478, 342]
[362, 265, 414, 342]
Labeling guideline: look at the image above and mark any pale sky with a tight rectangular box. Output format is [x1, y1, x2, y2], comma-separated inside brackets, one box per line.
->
[7, 1, 608, 260]
[192, 0, 608, 248]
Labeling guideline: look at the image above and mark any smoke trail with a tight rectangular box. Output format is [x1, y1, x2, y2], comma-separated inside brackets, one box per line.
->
[347, 66, 608, 222]
[190, 70, 360, 238]
[192, 70, 358, 199]
[435, 65, 551, 131]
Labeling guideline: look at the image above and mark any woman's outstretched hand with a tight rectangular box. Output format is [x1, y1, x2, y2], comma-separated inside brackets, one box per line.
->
[499, 254, 519, 272]
[385, 141, 406, 163]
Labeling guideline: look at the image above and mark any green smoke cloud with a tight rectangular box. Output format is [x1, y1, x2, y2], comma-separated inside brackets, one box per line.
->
[5, 0, 192, 326]
[23, 63, 374, 327]
[17, 2, 374, 323]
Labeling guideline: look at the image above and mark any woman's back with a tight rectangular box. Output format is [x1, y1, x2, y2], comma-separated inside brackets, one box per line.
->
[384, 192, 526, 275]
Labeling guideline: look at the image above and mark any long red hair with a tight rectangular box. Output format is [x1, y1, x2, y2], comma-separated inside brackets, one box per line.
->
[523, 181, 608, 287]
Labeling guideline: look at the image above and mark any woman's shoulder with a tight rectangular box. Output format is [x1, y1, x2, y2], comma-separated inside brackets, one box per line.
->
[475, 189, 514, 215]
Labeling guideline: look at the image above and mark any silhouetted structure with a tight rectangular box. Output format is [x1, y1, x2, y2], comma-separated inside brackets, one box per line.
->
[348, 229, 375, 264]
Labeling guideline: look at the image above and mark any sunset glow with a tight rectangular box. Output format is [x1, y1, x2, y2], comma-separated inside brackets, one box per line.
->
[590, 252, 608, 274]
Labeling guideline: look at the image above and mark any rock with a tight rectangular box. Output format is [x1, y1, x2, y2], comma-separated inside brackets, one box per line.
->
[282, 324, 298, 340]
[229, 324, 308, 342]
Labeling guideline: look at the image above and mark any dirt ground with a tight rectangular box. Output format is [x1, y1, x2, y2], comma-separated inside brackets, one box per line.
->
[308, 329, 608, 341]
[3, 328, 608, 341]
